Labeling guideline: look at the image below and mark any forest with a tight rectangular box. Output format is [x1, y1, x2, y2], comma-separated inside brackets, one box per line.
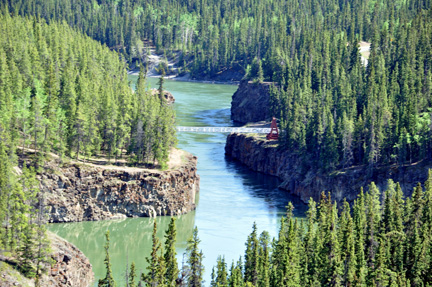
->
[5, 0, 429, 79]
[0, 11, 176, 281]
[102, 173, 432, 286]
[269, 8, 432, 173]
[5, 0, 432, 173]
[1, 0, 432, 285]
[0, 10, 177, 168]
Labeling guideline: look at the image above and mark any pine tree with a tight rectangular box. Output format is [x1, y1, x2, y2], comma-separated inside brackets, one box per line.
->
[244, 223, 259, 286]
[99, 231, 116, 287]
[185, 227, 204, 287]
[164, 218, 179, 286]
[129, 262, 137, 287]
[142, 221, 165, 287]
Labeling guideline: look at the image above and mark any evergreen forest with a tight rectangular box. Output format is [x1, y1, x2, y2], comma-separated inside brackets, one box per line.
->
[1, 0, 432, 285]
[269, 8, 432, 173]
[0, 11, 176, 281]
[5, 0, 430, 79]
[103, 174, 432, 287]
[4, 0, 432, 173]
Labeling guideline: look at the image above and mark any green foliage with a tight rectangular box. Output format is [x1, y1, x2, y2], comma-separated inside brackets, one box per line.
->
[185, 227, 204, 287]
[164, 218, 179, 286]
[209, 172, 432, 286]
[6, 0, 428, 80]
[269, 8, 432, 173]
[142, 221, 166, 286]
[100, 172, 432, 286]
[0, 13, 176, 168]
[99, 231, 116, 287]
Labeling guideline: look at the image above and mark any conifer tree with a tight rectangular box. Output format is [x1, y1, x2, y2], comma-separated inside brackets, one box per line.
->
[164, 218, 179, 286]
[185, 227, 204, 287]
[99, 231, 116, 287]
[142, 221, 165, 287]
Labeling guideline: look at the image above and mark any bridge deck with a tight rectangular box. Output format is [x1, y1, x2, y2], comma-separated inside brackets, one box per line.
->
[176, 126, 272, 133]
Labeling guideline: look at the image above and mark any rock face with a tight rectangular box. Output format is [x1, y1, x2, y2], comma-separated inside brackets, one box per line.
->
[231, 80, 273, 123]
[41, 233, 94, 287]
[0, 233, 93, 287]
[151, 88, 175, 104]
[225, 133, 431, 203]
[36, 154, 199, 223]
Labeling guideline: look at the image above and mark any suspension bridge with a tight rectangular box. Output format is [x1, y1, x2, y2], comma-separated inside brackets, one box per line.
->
[176, 118, 280, 140]
[176, 126, 271, 133]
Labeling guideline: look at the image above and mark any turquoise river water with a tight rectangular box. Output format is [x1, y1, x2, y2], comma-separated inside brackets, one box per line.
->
[48, 77, 307, 285]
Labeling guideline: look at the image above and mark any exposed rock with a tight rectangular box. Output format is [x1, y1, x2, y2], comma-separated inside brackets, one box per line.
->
[0, 233, 93, 287]
[231, 80, 273, 123]
[150, 88, 175, 104]
[225, 133, 431, 203]
[41, 233, 94, 286]
[32, 153, 199, 223]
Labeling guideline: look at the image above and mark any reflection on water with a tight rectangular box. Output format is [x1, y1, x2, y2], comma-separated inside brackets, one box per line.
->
[49, 77, 307, 286]
[224, 157, 308, 217]
[49, 213, 196, 283]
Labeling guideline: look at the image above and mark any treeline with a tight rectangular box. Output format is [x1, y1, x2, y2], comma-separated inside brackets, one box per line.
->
[0, 13, 176, 168]
[5, 0, 428, 79]
[106, 173, 432, 286]
[270, 8, 432, 172]
[211, 173, 432, 286]
[0, 144, 51, 282]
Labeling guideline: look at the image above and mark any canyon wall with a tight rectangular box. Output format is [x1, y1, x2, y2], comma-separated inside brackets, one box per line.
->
[231, 80, 273, 123]
[33, 152, 199, 223]
[225, 133, 430, 203]
[0, 233, 93, 287]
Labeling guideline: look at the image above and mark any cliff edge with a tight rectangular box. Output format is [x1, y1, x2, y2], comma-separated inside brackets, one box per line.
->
[225, 133, 431, 203]
[22, 149, 199, 223]
[231, 80, 273, 124]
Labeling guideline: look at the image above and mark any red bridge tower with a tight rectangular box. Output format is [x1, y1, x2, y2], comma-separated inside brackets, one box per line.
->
[266, 117, 279, 140]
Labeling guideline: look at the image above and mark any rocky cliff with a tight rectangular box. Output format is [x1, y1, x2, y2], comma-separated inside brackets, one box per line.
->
[0, 233, 93, 287]
[225, 133, 431, 203]
[30, 150, 199, 223]
[231, 80, 273, 123]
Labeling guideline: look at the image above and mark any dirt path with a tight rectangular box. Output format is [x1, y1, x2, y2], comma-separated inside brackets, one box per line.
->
[18, 147, 189, 173]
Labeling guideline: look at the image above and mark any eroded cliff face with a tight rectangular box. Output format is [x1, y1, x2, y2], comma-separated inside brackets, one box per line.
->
[0, 233, 93, 287]
[231, 80, 272, 123]
[33, 152, 199, 223]
[42, 233, 94, 286]
[225, 133, 430, 203]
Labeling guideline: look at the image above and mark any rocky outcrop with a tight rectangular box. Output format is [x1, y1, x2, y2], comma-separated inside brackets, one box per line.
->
[0, 233, 93, 287]
[41, 233, 94, 286]
[34, 153, 199, 223]
[151, 88, 175, 104]
[231, 80, 273, 123]
[225, 133, 431, 203]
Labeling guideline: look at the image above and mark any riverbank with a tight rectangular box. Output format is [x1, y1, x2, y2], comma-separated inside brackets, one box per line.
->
[225, 133, 431, 203]
[20, 148, 199, 223]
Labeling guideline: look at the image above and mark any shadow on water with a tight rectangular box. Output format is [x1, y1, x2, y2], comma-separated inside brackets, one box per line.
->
[224, 156, 308, 218]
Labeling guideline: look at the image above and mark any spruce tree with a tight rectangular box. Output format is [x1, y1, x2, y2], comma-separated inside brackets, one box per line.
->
[185, 227, 204, 287]
[164, 218, 179, 286]
[99, 231, 116, 287]
[142, 221, 165, 287]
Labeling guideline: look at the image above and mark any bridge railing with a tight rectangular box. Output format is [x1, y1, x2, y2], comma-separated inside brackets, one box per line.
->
[176, 126, 272, 134]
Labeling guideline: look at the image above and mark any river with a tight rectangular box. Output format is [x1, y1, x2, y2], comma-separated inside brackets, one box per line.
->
[48, 77, 307, 285]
